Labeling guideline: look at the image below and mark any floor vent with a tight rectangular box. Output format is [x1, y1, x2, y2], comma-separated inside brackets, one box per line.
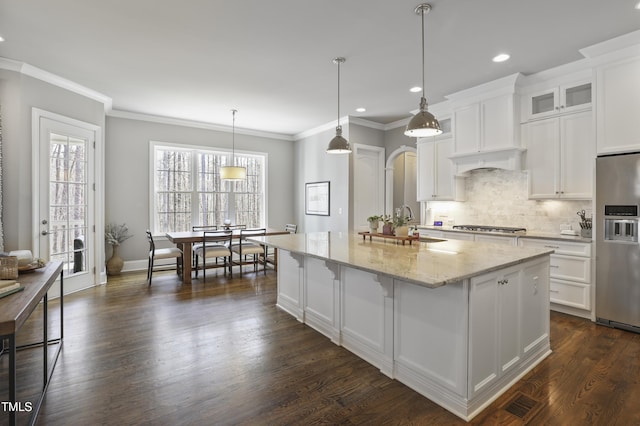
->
[503, 391, 543, 422]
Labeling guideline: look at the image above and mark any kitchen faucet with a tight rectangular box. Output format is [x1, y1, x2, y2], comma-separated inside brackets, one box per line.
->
[396, 205, 414, 222]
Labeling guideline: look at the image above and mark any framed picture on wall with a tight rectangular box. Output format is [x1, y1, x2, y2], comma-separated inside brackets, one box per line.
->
[305, 181, 330, 216]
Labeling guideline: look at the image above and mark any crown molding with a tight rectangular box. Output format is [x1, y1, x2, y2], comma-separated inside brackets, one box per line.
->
[108, 109, 293, 141]
[294, 116, 390, 140]
[384, 117, 411, 131]
[0, 57, 113, 111]
[294, 116, 349, 140]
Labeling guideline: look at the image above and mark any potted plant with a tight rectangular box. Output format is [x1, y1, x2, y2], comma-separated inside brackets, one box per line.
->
[393, 214, 410, 237]
[367, 215, 383, 234]
[105, 223, 133, 275]
[382, 215, 394, 235]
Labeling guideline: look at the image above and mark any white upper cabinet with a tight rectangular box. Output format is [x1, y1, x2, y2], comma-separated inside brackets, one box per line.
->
[446, 73, 524, 174]
[595, 55, 640, 154]
[451, 92, 519, 155]
[523, 110, 594, 199]
[416, 136, 465, 201]
[523, 80, 592, 121]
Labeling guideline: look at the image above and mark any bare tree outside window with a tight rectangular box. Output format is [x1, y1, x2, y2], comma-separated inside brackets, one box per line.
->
[152, 143, 265, 234]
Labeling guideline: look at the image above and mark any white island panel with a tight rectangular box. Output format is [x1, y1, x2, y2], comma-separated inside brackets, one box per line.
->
[394, 280, 468, 400]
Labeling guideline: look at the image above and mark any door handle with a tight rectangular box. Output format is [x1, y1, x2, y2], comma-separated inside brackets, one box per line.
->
[41, 230, 51, 236]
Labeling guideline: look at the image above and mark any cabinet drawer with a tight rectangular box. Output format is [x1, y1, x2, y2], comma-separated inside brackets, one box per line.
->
[442, 231, 475, 241]
[519, 238, 591, 257]
[418, 230, 444, 239]
[549, 254, 590, 283]
[474, 234, 517, 246]
[550, 279, 590, 310]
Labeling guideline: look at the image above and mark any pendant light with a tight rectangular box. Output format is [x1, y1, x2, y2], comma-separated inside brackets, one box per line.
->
[220, 109, 246, 181]
[405, 3, 442, 138]
[326, 57, 352, 154]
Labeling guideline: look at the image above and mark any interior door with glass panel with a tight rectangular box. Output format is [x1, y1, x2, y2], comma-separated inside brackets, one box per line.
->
[37, 115, 95, 293]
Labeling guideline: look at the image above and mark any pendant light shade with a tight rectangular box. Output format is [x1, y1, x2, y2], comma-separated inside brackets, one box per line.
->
[220, 109, 246, 181]
[405, 3, 442, 138]
[219, 166, 246, 180]
[327, 57, 351, 154]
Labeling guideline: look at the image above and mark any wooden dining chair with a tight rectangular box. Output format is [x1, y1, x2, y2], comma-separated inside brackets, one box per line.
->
[193, 230, 233, 282]
[230, 228, 267, 275]
[146, 230, 183, 286]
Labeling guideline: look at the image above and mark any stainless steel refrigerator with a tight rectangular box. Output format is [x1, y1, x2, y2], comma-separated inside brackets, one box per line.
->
[596, 152, 640, 333]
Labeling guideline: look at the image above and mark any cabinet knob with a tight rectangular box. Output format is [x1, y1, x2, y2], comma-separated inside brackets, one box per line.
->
[560, 105, 565, 109]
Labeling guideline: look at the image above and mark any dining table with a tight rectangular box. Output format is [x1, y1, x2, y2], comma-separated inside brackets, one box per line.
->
[165, 228, 290, 284]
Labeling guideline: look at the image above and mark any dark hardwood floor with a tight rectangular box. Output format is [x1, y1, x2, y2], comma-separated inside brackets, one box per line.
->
[2, 267, 640, 425]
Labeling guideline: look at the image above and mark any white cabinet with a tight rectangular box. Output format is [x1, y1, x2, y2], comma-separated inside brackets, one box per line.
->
[468, 258, 550, 398]
[446, 73, 524, 174]
[474, 234, 518, 246]
[595, 55, 640, 154]
[452, 94, 519, 155]
[519, 238, 592, 315]
[523, 80, 591, 121]
[439, 231, 517, 245]
[416, 137, 465, 201]
[523, 110, 594, 199]
[441, 230, 475, 241]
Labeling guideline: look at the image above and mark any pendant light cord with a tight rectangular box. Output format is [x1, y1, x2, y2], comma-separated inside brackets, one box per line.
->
[336, 60, 341, 127]
[421, 7, 425, 100]
[231, 109, 237, 164]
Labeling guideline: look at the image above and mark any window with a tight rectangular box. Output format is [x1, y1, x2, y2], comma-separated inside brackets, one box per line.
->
[151, 142, 266, 234]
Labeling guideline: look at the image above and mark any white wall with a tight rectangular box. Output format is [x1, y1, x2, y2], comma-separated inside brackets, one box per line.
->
[294, 125, 349, 233]
[105, 116, 295, 261]
[0, 70, 105, 251]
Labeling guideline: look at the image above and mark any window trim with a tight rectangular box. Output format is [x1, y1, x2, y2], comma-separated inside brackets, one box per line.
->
[149, 140, 268, 235]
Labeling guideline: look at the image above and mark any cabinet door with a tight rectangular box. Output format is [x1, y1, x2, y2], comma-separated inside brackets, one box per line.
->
[416, 141, 435, 201]
[434, 138, 454, 199]
[469, 271, 500, 397]
[453, 104, 480, 154]
[481, 95, 514, 151]
[560, 111, 594, 199]
[520, 260, 550, 355]
[498, 268, 521, 376]
[560, 82, 591, 114]
[527, 87, 559, 120]
[596, 56, 640, 154]
[524, 118, 559, 198]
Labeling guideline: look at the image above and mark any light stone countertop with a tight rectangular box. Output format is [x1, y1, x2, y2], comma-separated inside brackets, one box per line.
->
[417, 225, 592, 243]
[250, 232, 553, 289]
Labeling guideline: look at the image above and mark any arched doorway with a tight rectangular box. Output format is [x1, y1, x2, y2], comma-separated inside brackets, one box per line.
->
[385, 145, 419, 223]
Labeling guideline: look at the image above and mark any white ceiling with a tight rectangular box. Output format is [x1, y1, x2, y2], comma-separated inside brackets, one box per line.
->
[1, 0, 639, 137]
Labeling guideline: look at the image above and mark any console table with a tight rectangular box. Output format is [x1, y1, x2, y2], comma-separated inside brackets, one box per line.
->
[0, 261, 63, 426]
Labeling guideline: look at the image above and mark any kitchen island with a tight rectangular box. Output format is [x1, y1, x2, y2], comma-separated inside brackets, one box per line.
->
[250, 232, 554, 421]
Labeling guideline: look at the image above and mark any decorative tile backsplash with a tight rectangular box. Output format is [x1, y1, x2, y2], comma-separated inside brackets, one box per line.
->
[424, 169, 593, 234]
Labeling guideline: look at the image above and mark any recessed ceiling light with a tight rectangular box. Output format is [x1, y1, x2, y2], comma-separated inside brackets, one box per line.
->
[492, 53, 510, 63]
[410, 86, 422, 93]
[0, 36, 5, 42]
[636, 1, 640, 9]
[355, 107, 366, 112]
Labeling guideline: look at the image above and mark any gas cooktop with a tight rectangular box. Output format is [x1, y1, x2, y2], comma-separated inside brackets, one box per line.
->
[452, 225, 527, 234]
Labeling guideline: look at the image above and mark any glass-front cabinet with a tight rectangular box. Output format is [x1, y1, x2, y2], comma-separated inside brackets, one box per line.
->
[525, 80, 592, 121]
